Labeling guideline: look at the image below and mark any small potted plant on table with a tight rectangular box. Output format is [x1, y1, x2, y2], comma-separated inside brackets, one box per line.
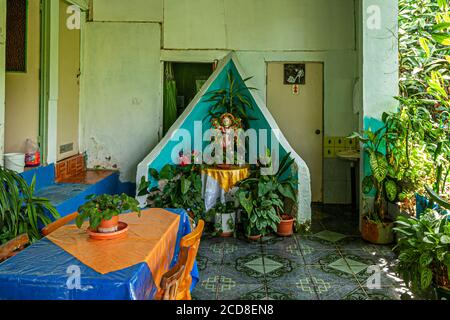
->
[76, 194, 140, 234]
[208, 201, 237, 237]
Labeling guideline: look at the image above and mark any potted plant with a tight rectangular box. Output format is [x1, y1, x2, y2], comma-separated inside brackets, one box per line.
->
[237, 175, 283, 241]
[0, 166, 60, 244]
[138, 162, 205, 223]
[272, 152, 298, 237]
[208, 201, 237, 237]
[204, 70, 257, 130]
[352, 128, 399, 244]
[76, 194, 140, 233]
[394, 209, 450, 299]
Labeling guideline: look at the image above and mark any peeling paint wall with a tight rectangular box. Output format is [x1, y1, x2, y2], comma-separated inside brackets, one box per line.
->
[80, 22, 161, 182]
[81, 0, 369, 197]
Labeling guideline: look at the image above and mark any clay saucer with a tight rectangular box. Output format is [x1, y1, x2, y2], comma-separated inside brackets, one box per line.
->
[88, 222, 129, 240]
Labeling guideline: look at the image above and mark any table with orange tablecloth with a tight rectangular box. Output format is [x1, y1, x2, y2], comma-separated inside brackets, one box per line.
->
[47, 209, 180, 288]
[0, 208, 198, 300]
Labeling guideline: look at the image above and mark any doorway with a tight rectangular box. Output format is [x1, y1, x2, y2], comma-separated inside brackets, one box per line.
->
[163, 62, 214, 135]
[57, 0, 80, 161]
[267, 62, 324, 202]
[4, 0, 40, 155]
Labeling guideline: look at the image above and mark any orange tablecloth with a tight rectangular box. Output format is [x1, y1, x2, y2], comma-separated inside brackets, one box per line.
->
[47, 208, 180, 289]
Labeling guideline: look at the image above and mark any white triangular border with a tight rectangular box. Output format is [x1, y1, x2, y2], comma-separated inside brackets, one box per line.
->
[136, 52, 311, 223]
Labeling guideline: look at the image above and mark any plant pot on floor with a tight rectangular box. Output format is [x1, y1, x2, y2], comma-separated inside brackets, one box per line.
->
[361, 217, 394, 245]
[435, 286, 450, 300]
[97, 215, 120, 233]
[247, 234, 262, 241]
[215, 212, 236, 237]
[277, 215, 295, 237]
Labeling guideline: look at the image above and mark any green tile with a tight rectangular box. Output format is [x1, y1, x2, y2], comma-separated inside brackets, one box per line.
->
[263, 253, 296, 280]
[314, 230, 347, 243]
[345, 258, 370, 274]
[328, 258, 354, 275]
[328, 257, 368, 275]
[196, 204, 407, 301]
[244, 257, 266, 274]
[264, 257, 284, 274]
[238, 287, 268, 300]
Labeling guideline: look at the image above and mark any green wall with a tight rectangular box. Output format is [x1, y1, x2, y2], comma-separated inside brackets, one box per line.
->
[81, 0, 361, 189]
[80, 22, 162, 182]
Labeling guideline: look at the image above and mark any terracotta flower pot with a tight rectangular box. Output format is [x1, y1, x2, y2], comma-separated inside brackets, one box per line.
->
[97, 215, 120, 233]
[277, 215, 295, 237]
[247, 234, 262, 241]
[361, 217, 394, 245]
[215, 212, 236, 238]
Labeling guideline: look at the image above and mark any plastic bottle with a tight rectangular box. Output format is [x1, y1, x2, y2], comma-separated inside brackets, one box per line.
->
[25, 139, 41, 167]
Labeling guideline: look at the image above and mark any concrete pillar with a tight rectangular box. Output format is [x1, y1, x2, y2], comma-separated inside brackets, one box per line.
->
[360, 0, 399, 220]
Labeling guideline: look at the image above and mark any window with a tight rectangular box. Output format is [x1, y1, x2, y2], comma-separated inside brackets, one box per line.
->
[6, 0, 27, 72]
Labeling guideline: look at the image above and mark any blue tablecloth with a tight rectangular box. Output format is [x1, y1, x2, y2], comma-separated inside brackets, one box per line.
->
[0, 208, 199, 300]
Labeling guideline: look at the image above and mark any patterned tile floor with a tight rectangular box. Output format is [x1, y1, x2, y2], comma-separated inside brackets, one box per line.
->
[192, 204, 415, 300]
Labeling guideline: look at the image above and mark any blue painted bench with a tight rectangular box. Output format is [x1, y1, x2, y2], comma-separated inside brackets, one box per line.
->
[20, 164, 133, 219]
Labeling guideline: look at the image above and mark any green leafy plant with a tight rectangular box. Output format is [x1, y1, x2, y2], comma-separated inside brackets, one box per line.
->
[0, 166, 60, 244]
[394, 210, 450, 295]
[138, 163, 205, 222]
[204, 70, 257, 128]
[236, 153, 297, 236]
[426, 185, 450, 211]
[399, 0, 449, 99]
[76, 194, 140, 230]
[352, 128, 399, 222]
[395, 0, 450, 212]
[207, 201, 237, 237]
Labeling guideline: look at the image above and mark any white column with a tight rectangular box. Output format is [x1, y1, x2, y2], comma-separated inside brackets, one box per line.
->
[46, 0, 60, 164]
[362, 0, 399, 120]
[360, 0, 399, 223]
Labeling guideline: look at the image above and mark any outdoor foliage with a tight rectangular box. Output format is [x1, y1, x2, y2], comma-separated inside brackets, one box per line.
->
[357, 0, 450, 217]
[398, 0, 450, 201]
[0, 166, 60, 244]
[399, 0, 449, 98]
[395, 210, 450, 292]
[391, 0, 450, 297]
[76, 194, 141, 230]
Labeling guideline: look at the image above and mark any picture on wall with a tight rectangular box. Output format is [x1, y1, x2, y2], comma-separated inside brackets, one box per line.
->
[284, 63, 306, 85]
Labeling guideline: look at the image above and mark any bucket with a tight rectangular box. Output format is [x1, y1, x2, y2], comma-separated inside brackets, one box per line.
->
[4, 153, 25, 173]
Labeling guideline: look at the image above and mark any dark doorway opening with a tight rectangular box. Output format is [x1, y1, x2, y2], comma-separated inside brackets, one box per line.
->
[173, 62, 214, 116]
[163, 62, 214, 135]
